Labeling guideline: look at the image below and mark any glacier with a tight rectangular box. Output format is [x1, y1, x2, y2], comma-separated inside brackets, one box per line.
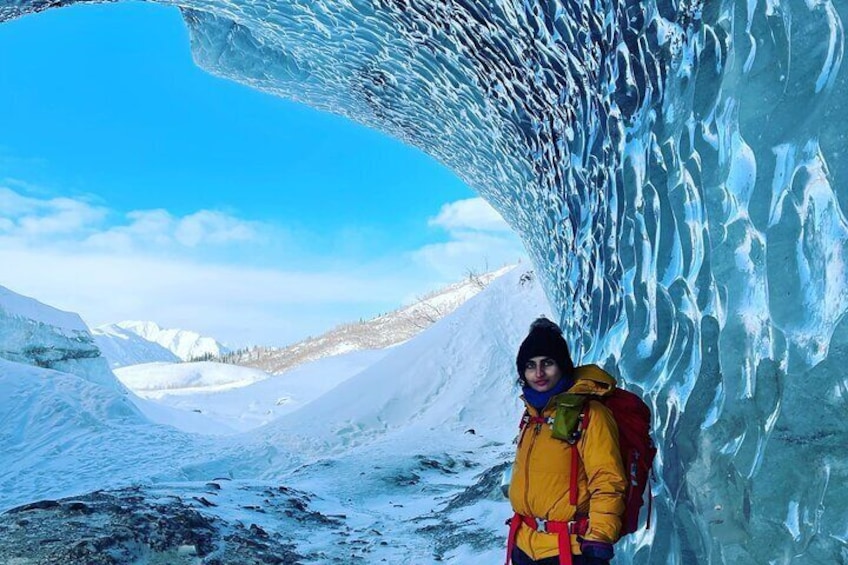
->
[0, 285, 119, 389]
[1, 0, 847, 563]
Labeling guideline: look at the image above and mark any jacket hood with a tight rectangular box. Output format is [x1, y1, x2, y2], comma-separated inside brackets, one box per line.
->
[566, 364, 617, 396]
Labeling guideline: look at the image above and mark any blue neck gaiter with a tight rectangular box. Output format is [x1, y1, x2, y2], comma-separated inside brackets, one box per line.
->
[523, 374, 572, 412]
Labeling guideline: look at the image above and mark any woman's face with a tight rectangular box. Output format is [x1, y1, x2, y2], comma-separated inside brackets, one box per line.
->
[523, 355, 563, 392]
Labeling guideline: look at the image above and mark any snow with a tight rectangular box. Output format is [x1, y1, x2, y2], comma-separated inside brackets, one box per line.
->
[0, 284, 118, 389]
[0, 266, 553, 563]
[129, 392, 238, 436]
[0, 284, 87, 332]
[92, 323, 181, 368]
[128, 349, 389, 433]
[0, 357, 209, 504]
[115, 361, 270, 396]
[257, 266, 550, 457]
[113, 320, 229, 361]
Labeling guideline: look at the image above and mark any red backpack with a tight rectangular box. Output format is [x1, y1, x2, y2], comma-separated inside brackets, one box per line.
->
[586, 387, 656, 535]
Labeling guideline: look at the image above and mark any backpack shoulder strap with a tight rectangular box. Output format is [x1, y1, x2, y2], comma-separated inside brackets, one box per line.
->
[568, 397, 593, 506]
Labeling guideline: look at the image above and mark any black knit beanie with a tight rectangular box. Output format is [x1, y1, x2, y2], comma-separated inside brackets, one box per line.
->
[516, 317, 574, 379]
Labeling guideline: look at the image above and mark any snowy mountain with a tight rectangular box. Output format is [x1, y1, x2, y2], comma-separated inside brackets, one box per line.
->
[102, 320, 229, 362]
[231, 265, 514, 374]
[92, 323, 180, 369]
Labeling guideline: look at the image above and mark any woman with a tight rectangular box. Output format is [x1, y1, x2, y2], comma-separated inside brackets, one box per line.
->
[506, 318, 627, 565]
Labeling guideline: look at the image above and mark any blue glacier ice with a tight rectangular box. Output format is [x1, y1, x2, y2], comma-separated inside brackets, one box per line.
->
[1, 0, 847, 563]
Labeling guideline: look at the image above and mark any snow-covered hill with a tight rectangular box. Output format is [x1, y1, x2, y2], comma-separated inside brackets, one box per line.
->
[253, 265, 552, 563]
[92, 323, 181, 368]
[100, 320, 230, 363]
[0, 286, 251, 507]
[231, 265, 515, 374]
[0, 354, 248, 507]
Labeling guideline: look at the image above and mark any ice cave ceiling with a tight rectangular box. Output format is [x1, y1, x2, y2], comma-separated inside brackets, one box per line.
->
[1, 0, 847, 563]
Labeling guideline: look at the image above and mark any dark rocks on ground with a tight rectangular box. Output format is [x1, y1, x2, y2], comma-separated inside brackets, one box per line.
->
[0, 486, 306, 565]
[415, 454, 458, 474]
[416, 517, 501, 561]
[440, 460, 511, 513]
[411, 461, 512, 559]
[388, 471, 421, 486]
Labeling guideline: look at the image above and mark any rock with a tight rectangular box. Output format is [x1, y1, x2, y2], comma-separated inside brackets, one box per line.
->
[0, 487, 305, 565]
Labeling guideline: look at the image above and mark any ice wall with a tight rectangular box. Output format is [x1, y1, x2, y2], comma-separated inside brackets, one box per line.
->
[0, 285, 119, 388]
[1, 1, 847, 562]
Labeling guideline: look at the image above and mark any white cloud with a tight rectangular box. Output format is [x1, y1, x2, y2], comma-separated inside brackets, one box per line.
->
[0, 188, 109, 236]
[412, 230, 525, 279]
[415, 197, 525, 280]
[85, 208, 263, 251]
[428, 197, 513, 233]
[85, 209, 184, 251]
[0, 186, 262, 252]
[0, 186, 41, 215]
[18, 198, 108, 236]
[0, 186, 441, 346]
[84, 209, 170, 251]
[175, 210, 259, 247]
[0, 188, 525, 346]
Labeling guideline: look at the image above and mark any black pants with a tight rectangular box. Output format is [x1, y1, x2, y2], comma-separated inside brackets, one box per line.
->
[511, 546, 610, 565]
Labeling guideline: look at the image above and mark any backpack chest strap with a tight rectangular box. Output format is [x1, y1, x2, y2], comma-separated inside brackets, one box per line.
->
[519, 413, 554, 431]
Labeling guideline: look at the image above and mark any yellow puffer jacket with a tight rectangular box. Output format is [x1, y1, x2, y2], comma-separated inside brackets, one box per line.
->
[508, 364, 627, 560]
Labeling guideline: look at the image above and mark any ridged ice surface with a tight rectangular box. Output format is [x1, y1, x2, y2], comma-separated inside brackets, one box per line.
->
[2, 0, 847, 562]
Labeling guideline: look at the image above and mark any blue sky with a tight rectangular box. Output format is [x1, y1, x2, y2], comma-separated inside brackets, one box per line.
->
[0, 2, 524, 346]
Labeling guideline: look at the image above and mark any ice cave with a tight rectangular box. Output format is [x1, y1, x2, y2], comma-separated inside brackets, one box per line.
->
[1, 0, 846, 563]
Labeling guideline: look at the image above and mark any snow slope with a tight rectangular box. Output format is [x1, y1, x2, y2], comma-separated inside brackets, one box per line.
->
[92, 323, 181, 368]
[0, 285, 87, 331]
[0, 358, 207, 506]
[258, 267, 549, 457]
[252, 266, 553, 563]
[132, 349, 389, 433]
